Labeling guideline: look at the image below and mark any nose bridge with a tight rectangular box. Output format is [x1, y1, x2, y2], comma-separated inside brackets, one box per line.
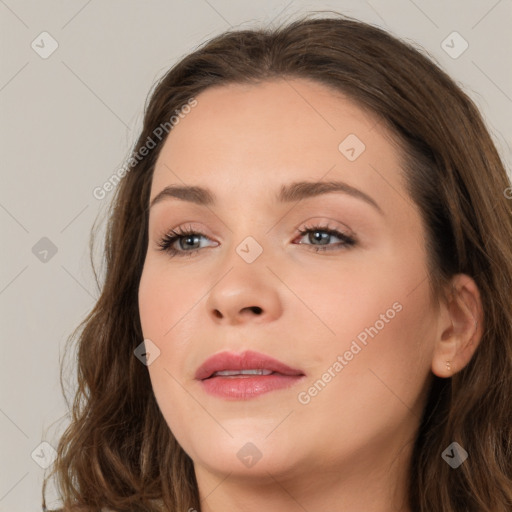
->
[221, 201, 276, 266]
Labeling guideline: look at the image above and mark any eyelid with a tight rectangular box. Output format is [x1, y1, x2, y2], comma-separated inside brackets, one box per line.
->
[293, 216, 354, 238]
[156, 222, 215, 241]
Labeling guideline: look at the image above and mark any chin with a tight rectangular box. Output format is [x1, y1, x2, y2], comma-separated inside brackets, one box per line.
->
[188, 436, 302, 478]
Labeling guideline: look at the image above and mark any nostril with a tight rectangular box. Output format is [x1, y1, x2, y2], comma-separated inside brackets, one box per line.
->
[213, 306, 262, 318]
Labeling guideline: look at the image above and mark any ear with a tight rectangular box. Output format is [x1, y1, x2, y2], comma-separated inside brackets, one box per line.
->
[431, 274, 484, 378]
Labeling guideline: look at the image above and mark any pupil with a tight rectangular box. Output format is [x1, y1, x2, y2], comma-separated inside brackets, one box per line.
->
[311, 231, 329, 245]
[183, 235, 199, 249]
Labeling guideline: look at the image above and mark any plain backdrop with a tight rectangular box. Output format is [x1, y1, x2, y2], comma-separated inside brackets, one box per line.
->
[1, 1, 511, 510]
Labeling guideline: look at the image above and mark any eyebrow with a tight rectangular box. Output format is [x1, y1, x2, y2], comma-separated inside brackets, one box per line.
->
[149, 180, 383, 215]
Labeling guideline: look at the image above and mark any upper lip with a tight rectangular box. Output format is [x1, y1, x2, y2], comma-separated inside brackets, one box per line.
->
[195, 350, 305, 380]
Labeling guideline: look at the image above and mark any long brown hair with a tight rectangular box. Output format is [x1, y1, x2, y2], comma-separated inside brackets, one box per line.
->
[43, 13, 512, 512]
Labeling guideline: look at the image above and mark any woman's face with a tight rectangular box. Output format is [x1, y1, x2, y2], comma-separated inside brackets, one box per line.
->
[138, 79, 439, 487]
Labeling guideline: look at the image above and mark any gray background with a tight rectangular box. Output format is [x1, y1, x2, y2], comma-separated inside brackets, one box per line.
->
[1, 1, 511, 510]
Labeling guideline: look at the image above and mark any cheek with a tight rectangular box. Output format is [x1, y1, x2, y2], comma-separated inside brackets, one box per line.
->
[297, 261, 435, 416]
[282, 254, 413, 344]
[291, 245, 436, 396]
[288, 282, 435, 460]
[138, 260, 202, 342]
[138, 264, 209, 452]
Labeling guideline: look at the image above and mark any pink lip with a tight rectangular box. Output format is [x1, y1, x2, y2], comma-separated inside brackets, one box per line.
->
[195, 350, 305, 400]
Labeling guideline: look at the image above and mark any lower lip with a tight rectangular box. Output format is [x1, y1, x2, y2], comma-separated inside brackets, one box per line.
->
[199, 374, 305, 399]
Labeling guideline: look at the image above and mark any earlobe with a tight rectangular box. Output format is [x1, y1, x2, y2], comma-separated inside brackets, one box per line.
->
[431, 274, 483, 378]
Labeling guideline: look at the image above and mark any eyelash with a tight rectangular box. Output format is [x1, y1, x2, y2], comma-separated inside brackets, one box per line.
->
[156, 224, 357, 258]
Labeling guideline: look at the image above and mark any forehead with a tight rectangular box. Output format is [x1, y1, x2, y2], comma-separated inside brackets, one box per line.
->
[150, 78, 405, 211]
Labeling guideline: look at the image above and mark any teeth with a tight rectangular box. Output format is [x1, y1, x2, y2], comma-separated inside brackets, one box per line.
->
[213, 369, 274, 377]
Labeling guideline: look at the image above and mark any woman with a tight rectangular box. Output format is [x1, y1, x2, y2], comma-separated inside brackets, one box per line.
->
[43, 13, 512, 512]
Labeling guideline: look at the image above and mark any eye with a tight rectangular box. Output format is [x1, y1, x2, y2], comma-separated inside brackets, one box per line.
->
[156, 223, 357, 258]
[294, 224, 357, 252]
[157, 226, 217, 257]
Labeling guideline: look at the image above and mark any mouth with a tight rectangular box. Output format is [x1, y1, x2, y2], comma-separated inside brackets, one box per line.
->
[195, 350, 305, 380]
[206, 368, 276, 378]
[195, 350, 305, 399]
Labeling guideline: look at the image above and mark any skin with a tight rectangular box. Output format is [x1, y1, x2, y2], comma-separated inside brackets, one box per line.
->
[138, 78, 483, 512]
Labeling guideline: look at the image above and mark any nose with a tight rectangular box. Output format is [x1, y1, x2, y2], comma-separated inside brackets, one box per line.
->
[205, 265, 283, 326]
